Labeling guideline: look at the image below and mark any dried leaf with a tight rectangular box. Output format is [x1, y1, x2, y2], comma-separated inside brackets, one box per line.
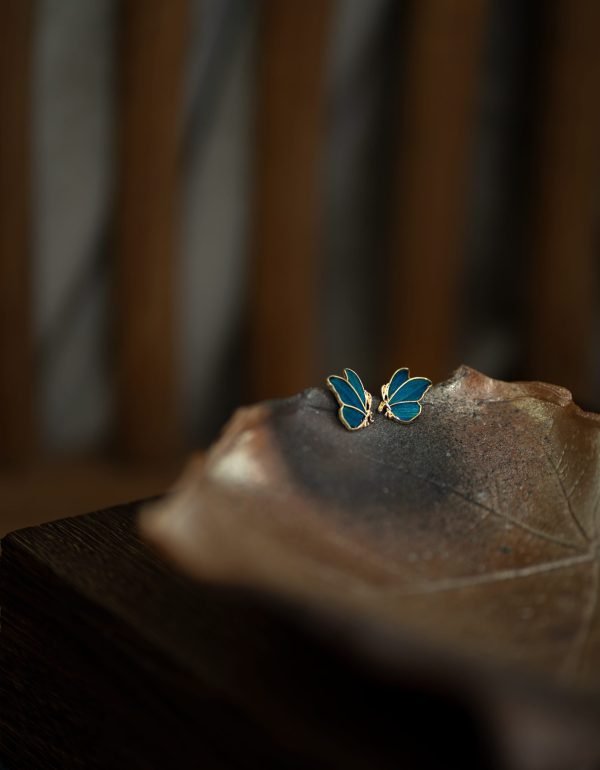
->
[141, 366, 600, 701]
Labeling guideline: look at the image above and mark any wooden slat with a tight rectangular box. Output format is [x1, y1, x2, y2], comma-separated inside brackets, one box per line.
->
[387, 0, 488, 382]
[250, 1, 331, 400]
[115, 0, 187, 461]
[528, 1, 600, 404]
[0, 0, 35, 464]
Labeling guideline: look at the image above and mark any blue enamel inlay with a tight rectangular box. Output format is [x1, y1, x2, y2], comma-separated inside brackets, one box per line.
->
[390, 377, 431, 405]
[341, 405, 365, 429]
[390, 402, 421, 422]
[344, 368, 366, 408]
[328, 376, 365, 412]
[388, 368, 409, 399]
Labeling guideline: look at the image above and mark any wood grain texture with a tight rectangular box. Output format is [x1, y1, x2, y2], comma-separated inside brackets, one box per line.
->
[528, 0, 600, 404]
[115, 0, 187, 461]
[0, 0, 36, 464]
[249, 0, 331, 400]
[387, 0, 488, 382]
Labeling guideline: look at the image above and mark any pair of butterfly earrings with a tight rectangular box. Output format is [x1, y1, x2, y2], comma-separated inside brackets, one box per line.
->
[326, 368, 432, 431]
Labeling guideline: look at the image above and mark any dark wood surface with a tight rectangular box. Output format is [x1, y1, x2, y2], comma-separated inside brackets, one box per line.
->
[1, 502, 499, 770]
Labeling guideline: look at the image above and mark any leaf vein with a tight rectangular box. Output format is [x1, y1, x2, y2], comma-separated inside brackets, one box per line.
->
[544, 443, 590, 543]
[359, 452, 586, 553]
[398, 552, 595, 595]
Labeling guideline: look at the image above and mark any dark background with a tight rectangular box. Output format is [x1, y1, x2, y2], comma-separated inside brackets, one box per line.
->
[0, 0, 598, 531]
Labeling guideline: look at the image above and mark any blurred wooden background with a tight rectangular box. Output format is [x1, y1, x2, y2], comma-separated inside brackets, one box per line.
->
[0, 0, 599, 534]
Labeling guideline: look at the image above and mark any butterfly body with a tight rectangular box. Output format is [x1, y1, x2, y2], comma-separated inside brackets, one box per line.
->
[326, 368, 374, 431]
[378, 367, 432, 423]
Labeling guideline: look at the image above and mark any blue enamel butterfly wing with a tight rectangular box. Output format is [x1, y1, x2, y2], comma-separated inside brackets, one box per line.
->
[378, 368, 432, 423]
[326, 368, 373, 431]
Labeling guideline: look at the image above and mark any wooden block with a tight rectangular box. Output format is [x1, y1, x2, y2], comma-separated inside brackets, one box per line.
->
[2, 504, 291, 769]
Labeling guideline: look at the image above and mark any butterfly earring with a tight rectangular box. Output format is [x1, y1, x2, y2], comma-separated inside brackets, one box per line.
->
[378, 368, 432, 423]
[326, 368, 374, 431]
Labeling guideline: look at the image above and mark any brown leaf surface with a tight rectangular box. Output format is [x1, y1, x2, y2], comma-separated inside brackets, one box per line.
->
[141, 366, 600, 698]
